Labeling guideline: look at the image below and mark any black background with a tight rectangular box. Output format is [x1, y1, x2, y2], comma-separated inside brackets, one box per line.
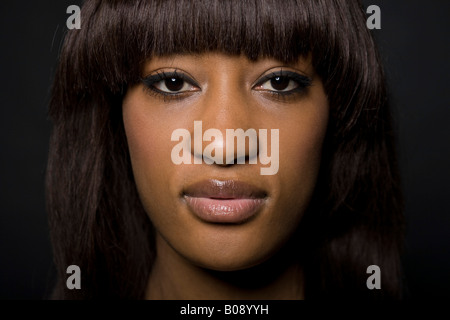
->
[0, 1, 449, 299]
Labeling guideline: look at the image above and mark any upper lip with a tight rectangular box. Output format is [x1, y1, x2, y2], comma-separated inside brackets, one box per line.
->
[183, 179, 267, 199]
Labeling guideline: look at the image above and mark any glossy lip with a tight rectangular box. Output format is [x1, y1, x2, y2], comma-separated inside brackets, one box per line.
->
[183, 179, 268, 224]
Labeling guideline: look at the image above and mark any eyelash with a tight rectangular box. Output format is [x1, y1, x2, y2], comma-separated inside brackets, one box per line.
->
[141, 70, 312, 102]
[253, 70, 312, 101]
[141, 70, 199, 102]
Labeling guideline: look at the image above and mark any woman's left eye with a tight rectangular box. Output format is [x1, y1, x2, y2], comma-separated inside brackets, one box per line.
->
[257, 76, 298, 92]
[253, 71, 312, 95]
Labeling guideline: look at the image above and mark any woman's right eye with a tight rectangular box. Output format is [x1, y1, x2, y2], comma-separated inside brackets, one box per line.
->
[152, 76, 195, 93]
[142, 71, 200, 95]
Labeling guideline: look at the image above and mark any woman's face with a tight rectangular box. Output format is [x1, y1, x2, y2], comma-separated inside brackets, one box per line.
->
[122, 53, 328, 271]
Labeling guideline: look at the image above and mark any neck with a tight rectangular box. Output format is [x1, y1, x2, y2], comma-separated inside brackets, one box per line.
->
[146, 234, 304, 300]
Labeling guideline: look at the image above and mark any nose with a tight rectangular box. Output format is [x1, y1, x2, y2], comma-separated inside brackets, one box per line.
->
[190, 77, 259, 166]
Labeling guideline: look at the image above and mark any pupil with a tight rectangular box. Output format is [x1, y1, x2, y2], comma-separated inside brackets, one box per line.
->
[165, 78, 184, 91]
[271, 76, 289, 91]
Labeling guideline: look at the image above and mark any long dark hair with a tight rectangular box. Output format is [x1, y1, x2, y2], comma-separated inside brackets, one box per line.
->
[47, 0, 405, 299]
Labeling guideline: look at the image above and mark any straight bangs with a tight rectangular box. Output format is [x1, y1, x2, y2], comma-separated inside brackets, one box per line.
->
[59, 0, 374, 105]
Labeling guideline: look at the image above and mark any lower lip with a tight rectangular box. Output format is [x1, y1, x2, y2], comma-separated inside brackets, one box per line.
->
[184, 196, 265, 224]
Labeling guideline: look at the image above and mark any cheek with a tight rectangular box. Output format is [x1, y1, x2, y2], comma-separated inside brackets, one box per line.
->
[122, 89, 172, 206]
[286, 83, 328, 174]
[275, 90, 329, 219]
[123, 105, 159, 178]
[122, 87, 190, 242]
[123, 93, 166, 163]
[283, 112, 328, 176]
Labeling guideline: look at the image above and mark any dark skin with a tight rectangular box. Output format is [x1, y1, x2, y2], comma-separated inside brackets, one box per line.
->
[122, 53, 329, 299]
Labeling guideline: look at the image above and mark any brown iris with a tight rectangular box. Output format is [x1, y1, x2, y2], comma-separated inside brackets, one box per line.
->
[165, 77, 184, 91]
[270, 76, 290, 91]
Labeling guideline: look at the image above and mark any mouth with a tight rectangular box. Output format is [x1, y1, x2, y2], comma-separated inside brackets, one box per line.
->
[182, 179, 268, 224]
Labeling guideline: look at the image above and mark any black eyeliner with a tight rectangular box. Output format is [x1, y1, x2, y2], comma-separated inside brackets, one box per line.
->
[140, 70, 199, 100]
[255, 70, 312, 88]
[141, 70, 197, 88]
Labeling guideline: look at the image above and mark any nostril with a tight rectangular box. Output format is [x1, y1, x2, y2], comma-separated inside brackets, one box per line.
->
[174, 120, 278, 175]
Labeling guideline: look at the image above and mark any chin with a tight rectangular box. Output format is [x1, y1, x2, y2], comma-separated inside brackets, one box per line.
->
[195, 256, 267, 272]
[183, 239, 278, 272]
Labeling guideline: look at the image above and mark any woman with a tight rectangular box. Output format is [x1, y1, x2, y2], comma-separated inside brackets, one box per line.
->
[47, 0, 405, 299]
